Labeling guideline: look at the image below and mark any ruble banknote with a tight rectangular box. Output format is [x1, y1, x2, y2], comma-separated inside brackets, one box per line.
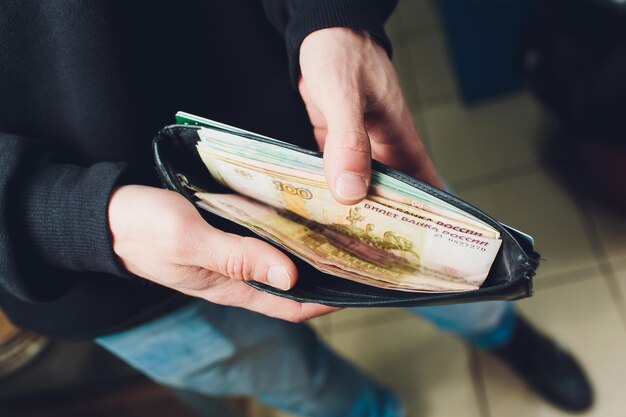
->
[180, 111, 505, 292]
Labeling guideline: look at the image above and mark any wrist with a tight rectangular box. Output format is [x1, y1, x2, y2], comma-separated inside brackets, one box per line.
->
[283, 0, 393, 86]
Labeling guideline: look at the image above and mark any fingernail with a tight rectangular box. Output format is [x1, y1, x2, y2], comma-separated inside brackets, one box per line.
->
[335, 172, 368, 200]
[266, 264, 291, 291]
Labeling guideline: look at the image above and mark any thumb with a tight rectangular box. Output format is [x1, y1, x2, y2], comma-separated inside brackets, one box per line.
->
[322, 104, 372, 205]
[196, 226, 298, 291]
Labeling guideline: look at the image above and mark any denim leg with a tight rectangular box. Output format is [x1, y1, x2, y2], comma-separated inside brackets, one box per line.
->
[408, 301, 516, 349]
[96, 301, 404, 417]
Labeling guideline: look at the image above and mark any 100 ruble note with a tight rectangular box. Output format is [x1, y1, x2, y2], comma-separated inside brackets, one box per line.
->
[196, 146, 501, 287]
[196, 193, 478, 292]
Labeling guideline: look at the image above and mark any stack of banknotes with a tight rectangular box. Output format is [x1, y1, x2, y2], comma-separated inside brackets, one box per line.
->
[181, 112, 503, 293]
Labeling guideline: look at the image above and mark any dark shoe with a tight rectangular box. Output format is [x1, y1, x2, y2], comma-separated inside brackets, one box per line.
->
[489, 316, 593, 413]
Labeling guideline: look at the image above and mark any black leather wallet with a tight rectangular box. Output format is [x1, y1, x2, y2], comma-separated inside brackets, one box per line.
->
[153, 124, 539, 307]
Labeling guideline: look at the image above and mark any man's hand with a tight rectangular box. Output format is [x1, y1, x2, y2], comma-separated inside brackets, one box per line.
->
[299, 28, 443, 205]
[108, 185, 337, 322]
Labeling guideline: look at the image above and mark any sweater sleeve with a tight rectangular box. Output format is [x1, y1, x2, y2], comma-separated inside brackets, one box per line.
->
[262, 0, 398, 85]
[0, 133, 130, 302]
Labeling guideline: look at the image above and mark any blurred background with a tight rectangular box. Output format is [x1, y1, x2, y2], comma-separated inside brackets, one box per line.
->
[1, 0, 625, 416]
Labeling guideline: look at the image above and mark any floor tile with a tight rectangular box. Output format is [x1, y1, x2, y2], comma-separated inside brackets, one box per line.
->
[403, 0, 442, 39]
[307, 315, 331, 335]
[387, 0, 443, 44]
[614, 258, 626, 276]
[252, 408, 294, 417]
[249, 309, 478, 417]
[532, 264, 604, 292]
[309, 309, 418, 342]
[328, 317, 481, 417]
[247, 401, 293, 417]
[327, 307, 414, 335]
[478, 277, 626, 417]
[614, 267, 626, 323]
[388, 0, 452, 109]
[385, 3, 405, 42]
[421, 92, 553, 184]
[612, 253, 626, 268]
[409, 105, 436, 157]
[587, 202, 626, 265]
[405, 34, 458, 106]
[457, 169, 600, 279]
[393, 41, 421, 108]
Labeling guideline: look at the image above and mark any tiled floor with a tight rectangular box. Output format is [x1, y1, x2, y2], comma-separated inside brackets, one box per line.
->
[254, 1, 626, 416]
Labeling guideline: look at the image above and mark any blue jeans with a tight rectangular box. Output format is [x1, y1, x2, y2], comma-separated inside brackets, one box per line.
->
[97, 300, 515, 417]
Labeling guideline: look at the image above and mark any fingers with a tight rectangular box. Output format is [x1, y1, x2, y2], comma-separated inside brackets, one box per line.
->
[192, 225, 298, 291]
[110, 185, 336, 321]
[202, 279, 340, 322]
[322, 102, 372, 205]
[367, 107, 445, 189]
[188, 230, 340, 322]
[298, 31, 374, 205]
[299, 77, 373, 204]
[298, 80, 328, 149]
[298, 27, 443, 192]
[249, 295, 341, 322]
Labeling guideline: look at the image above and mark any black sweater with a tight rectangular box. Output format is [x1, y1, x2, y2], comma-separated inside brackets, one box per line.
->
[0, 0, 395, 339]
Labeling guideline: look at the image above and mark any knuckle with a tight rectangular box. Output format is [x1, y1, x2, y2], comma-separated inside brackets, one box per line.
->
[224, 250, 245, 280]
[335, 131, 370, 154]
[221, 236, 256, 280]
